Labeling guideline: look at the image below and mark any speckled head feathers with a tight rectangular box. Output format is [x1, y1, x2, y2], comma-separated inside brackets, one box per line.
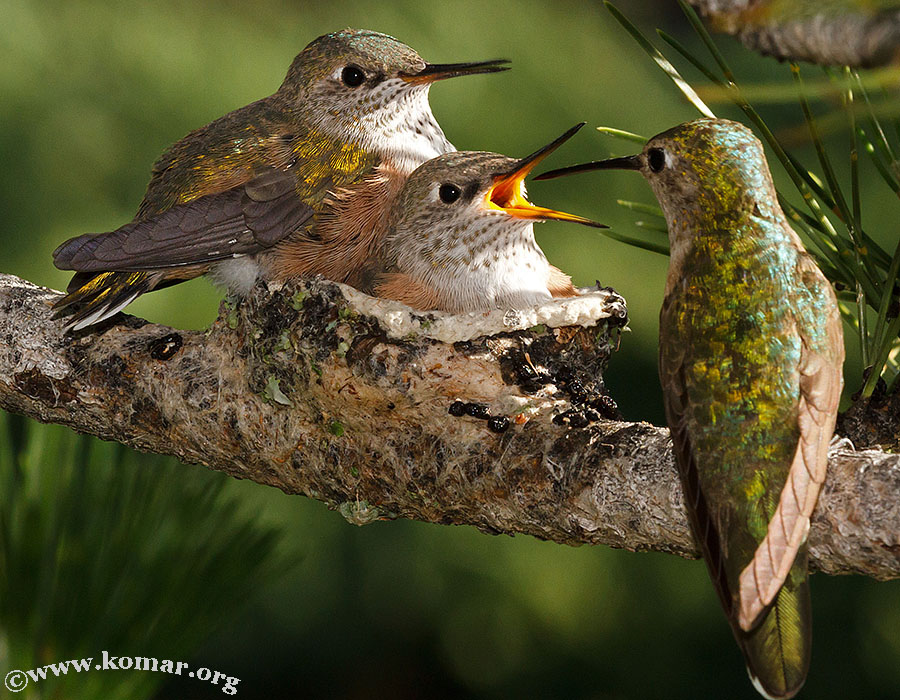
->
[640, 119, 774, 214]
[385, 150, 531, 261]
[537, 118, 778, 226]
[377, 131, 600, 313]
[380, 150, 556, 313]
[283, 29, 426, 89]
[386, 126, 601, 255]
[275, 29, 508, 169]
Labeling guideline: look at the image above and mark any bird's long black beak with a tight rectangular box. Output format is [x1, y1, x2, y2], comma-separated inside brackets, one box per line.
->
[534, 154, 644, 180]
[501, 122, 587, 179]
[400, 59, 510, 84]
[486, 123, 607, 229]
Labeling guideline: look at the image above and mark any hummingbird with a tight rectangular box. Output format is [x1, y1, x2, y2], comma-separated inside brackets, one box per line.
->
[689, 0, 900, 67]
[51, 29, 509, 331]
[360, 123, 605, 312]
[537, 118, 844, 699]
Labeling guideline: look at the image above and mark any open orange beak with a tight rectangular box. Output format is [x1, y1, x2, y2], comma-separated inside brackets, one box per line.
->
[400, 59, 510, 85]
[486, 123, 607, 228]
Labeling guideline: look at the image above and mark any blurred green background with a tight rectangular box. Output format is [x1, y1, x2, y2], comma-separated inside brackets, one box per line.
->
[2, 0, 899, 698]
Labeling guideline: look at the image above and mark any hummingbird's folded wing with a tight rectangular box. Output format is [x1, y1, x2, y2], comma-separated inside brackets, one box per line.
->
[53, 168, 312, 272]
[736, 256, 844, 631]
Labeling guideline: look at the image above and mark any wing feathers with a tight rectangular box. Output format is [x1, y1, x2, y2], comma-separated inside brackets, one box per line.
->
[243, 165, 297, 201]
[738, 281, 843, 632]
[53, 168, 311, 273]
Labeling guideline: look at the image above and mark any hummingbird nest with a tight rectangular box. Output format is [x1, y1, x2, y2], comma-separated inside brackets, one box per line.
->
[230, 277, 627, 435]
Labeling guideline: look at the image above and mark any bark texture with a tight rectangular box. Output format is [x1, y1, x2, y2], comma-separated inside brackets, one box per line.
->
[0, 272, 898, 580]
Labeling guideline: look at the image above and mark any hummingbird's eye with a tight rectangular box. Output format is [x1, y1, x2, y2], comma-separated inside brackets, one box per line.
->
[647, 148, 666, 173]
[341, 65, 366, 87]
[439, 184, 461, 204]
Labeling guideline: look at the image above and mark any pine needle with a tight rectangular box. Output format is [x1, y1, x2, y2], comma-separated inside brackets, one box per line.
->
[604, 0, 900, 390]
[596, 126, 648, 144]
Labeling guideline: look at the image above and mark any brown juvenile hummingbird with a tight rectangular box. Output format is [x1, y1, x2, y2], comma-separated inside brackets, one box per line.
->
[51, 29, 508, 331]
[362, 123, 605, 312]
[537, 118, 844, 699]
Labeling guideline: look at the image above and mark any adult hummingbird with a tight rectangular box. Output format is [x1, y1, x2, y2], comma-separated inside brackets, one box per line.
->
[51, 29, 508, 331]
[537, 118, 844, 699]
[361, 123, 605, 312]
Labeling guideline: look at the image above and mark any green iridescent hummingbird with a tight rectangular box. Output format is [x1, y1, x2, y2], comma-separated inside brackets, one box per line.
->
[537, 118, 844, 699]
[51, 29, 508, 331]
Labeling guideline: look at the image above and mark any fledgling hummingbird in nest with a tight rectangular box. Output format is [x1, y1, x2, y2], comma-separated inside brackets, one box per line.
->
[51, 29, 508, 331]
[361, 123, 605, 312]
[537, 118, 844, 699]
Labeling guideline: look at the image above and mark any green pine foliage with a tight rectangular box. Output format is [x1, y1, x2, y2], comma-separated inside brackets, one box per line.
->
[0, 411, 290, 700]
[604, 0, 900, 397]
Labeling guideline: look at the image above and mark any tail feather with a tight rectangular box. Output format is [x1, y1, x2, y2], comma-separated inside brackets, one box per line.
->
[65, 271, 97, 294]
[739, 559, 811, 700]
[53, 271, 157, 332]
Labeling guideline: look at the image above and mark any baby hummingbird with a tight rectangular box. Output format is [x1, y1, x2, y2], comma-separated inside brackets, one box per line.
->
[52, 29, 508, 331]
[538, 118, 844, 699]
[363, 123, 605, 312]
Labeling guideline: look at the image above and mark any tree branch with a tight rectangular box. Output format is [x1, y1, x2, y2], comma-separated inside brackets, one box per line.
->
[1, 271, 898, 580]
